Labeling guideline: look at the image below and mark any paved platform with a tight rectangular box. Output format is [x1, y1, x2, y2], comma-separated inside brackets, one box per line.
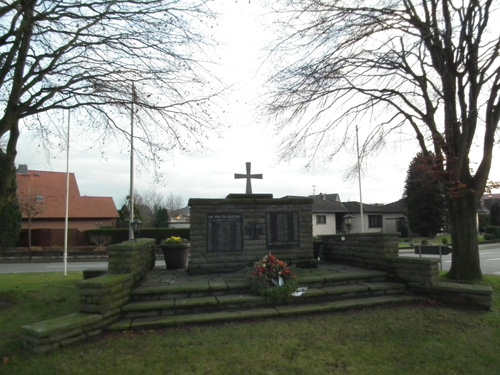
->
[139, 262, 385, 288]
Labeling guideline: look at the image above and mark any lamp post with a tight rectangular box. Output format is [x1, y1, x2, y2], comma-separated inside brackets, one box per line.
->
[130, 219, 143, 242]
[343, 214, 354, 234]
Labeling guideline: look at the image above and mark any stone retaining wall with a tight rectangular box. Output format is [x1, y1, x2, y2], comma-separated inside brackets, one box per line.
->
[79, 274, 134, 317]
[22, 313, 105, 353]
[386, 257, 441, 286]
[409, 282, 493, 310]
[320, 233, 493, 310]
[23, 238, 155, 353]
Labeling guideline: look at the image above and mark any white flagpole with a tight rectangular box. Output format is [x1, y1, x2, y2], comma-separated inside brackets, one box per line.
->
[64, 110, 70, 275]
[129, 84, 136, 241]
[356, 125, 365, 233]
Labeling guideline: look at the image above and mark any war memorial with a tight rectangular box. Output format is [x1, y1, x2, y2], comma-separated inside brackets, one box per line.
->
[22, 163, 493, 353]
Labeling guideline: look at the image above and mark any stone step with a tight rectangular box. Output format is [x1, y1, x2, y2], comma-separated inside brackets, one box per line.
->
[111, 265, 414, 332]
[297, 269, 388, 287]
[121, 281, 406, 319]
[108, 295, 423, 332]
[130, 279, 250, 301]
[130, 269, 389, 302]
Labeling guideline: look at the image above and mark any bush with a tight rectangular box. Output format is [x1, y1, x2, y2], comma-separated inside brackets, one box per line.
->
[441, 238, 448, 245]
[483, 233, 496, 241]
[485, 226, 500, 239]
[399, 225, 409, 237]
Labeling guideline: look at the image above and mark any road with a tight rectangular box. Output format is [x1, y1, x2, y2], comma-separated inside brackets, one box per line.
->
[401, 242, 500, 275]
[0, 260, 109, 274]
[1, 243, 500, 275]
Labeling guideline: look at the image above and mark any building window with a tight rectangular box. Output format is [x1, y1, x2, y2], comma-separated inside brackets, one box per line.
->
[368, 215, 382, 228]
[36, 194, 43, 202]
[316, 215, 327, 225]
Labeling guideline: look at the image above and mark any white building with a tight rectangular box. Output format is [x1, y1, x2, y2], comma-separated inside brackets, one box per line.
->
[311, 194, 407, 236]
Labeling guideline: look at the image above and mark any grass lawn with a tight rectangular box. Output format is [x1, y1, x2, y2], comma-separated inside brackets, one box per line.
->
[1, 272, 500, 375]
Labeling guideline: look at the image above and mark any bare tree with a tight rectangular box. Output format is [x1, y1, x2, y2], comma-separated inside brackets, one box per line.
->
[266, 0, 500, 281]
[141, 188, 166, 214]
[136, 188, 166, 227]
[18, 194, 43, 257]
[0, 0, 221, 218]
[166, 192, 185, 214]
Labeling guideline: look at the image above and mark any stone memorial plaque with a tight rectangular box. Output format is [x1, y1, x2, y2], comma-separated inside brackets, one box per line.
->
[266, 211, 299, 249]
[207, 214, 243, 252]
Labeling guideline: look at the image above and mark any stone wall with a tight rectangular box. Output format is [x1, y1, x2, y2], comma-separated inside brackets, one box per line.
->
[23, 238, 155, 353]
[107, 238, 156, 283]
[78, 274, 134, 318]
[320, 233, 399, 270]
[386, 257, 440, 286]
[188, 195, 316, 274]
[409, 282, 493, 310]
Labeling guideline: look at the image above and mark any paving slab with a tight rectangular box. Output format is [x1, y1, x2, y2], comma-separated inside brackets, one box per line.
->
[321, 284, 370, 296]
[122, 299, 175, 312]
[174, 296, 218, 309]
[216, 294, 266, 305]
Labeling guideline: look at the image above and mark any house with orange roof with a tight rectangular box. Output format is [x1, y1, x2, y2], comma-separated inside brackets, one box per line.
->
[16, 164, 119, 247]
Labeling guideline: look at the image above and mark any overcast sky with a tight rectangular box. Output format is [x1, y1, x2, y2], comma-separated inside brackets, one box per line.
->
[14, 1, 500, 209]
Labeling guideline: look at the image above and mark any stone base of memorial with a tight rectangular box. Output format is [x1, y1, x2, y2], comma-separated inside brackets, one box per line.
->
[160, 243, 190, 269]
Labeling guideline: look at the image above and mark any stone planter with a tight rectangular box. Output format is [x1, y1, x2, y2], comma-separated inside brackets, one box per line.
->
[160, 244, 190, 269]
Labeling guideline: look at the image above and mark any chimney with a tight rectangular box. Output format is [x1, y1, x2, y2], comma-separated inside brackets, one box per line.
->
[17, 164, 29, 175]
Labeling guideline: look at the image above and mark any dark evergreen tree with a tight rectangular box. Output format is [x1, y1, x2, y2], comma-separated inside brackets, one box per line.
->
[154, 207, 169, 228]
[117, 196, 142, 228]
[117, 204, 129, 229]
[0, 199, 21, 249]
[490, 202, 500, 227]
[404, 153, 446, 238]
[478, 212, 490, 233]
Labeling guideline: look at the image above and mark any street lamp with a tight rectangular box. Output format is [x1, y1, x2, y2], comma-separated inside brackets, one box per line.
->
[130, 219, 143, 242]
[343, 214, 354, 234]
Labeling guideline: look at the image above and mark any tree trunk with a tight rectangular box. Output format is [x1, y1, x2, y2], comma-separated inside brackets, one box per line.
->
[0, 150, 18, 215]
[447, 192, 482, 282]
[28, 216, 32, 260]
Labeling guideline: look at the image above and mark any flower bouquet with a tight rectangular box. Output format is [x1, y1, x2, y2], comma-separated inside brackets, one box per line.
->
[250, 254, 298, 303]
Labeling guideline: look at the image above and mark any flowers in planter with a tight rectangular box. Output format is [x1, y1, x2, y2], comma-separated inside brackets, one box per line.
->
[250, 254, 298, 303]
[163, 236, 189, 245]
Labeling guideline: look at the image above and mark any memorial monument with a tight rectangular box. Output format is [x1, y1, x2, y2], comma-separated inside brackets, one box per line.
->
[188, 162, 316, 274]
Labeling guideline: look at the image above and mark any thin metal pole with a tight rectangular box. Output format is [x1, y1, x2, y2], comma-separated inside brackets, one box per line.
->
[129, 83, 136, 241]
[64, 110, 70, 276]
[356, 125, 365, 233]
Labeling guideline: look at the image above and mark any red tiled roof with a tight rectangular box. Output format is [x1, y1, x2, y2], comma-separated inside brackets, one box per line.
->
[16, 170, 119, 219]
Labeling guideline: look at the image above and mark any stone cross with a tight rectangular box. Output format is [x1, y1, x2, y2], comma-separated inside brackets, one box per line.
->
[234, 162, 263, 194]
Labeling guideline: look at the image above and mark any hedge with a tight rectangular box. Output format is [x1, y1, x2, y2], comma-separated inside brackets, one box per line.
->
[84, 228, 190, 245]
